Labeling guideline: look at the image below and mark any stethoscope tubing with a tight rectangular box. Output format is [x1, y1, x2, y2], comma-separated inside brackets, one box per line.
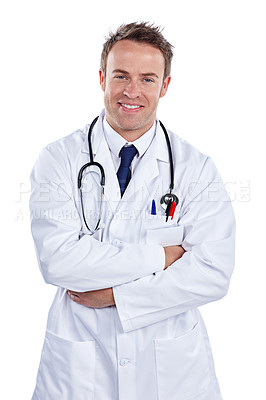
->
[78, 116, 177, 232]
[159, 120, 174, 192]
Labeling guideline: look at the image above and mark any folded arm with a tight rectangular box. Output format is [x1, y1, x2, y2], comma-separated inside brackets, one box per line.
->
[30, 146, 165, 292]
[112, 158, 236, 332]
[67, 245, 186, 307]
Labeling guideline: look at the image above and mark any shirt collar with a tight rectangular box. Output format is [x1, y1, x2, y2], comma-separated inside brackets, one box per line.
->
[103, 115, 157, 158]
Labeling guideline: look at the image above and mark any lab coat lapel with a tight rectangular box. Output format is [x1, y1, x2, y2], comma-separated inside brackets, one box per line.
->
[81, 116, 121, 213]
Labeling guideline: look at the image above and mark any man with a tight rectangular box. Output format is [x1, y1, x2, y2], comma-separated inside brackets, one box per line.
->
[30, 22, 235, 400]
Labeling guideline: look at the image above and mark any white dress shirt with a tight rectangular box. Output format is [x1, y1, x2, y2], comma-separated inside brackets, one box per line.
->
[103, 116, 157, 173]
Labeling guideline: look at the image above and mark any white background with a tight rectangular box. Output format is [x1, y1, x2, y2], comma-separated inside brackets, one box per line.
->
[1, 1, 265, 398]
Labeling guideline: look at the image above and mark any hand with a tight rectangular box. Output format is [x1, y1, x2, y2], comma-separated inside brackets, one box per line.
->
[67, 288, 115, 308]
[164, 245, 185, 270]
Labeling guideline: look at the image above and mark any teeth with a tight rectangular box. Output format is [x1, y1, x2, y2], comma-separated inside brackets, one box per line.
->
[121, 103, 141, 109]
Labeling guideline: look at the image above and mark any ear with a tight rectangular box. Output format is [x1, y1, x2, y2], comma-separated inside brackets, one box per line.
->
[160, 76, 171, 98]
[99, 70, 105, 91]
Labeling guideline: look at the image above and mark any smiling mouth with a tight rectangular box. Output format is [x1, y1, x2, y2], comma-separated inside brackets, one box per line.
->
[119, 103, 143, 110]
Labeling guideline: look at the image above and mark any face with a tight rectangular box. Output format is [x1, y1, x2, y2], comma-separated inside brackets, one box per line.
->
[99, 40, 171, 140]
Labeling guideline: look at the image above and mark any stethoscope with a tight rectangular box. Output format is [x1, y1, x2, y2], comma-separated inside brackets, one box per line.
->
[78, 116, 179, 233]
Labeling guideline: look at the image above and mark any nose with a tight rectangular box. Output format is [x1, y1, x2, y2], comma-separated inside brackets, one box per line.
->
[123, 80, 141, 98]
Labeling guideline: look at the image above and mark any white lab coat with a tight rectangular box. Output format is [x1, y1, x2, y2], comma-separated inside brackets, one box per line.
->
[30, 109, 235, 400]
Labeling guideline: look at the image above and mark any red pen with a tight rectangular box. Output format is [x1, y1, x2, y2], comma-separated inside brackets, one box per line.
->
[169, 201, 177, 220]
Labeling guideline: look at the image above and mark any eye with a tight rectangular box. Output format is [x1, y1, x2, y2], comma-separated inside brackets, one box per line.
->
[115, 75, 126, 80]
[143, 78, 154, 83]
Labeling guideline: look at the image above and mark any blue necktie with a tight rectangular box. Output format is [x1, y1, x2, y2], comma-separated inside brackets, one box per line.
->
[117, 145, 138, 196]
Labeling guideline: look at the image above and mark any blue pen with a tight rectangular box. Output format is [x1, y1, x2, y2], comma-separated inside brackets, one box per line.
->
[151, 200, 157, 215]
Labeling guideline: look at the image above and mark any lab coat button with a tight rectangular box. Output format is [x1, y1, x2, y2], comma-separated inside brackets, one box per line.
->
[112, 239, 121, 245]
[120, 358, 130, 366]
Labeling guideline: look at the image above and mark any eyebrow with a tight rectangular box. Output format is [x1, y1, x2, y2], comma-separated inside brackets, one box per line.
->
[112, 69, 159, 79]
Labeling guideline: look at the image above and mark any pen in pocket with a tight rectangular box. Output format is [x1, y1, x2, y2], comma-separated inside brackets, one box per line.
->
[151, 200, 156, 215]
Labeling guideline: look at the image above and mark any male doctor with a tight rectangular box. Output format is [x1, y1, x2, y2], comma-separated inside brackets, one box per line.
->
[30, 22, 235, 400]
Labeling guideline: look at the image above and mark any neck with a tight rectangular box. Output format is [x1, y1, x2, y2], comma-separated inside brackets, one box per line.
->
[105, 119, 155, 142]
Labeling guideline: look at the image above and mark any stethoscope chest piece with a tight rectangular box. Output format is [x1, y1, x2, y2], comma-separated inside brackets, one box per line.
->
[160, 193, 179, 222]
[160, 193, 179, 210]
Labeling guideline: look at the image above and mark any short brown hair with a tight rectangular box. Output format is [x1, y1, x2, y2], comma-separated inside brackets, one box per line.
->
[100, 22, 174, 81]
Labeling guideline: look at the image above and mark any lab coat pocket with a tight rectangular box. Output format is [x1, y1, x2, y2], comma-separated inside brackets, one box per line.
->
[146, 225, 184, 246]
[35, 331, 95, 400]
[154, 322, 211, 400]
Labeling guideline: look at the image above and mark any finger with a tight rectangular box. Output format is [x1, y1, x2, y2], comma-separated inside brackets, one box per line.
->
[67, 291, 80, 302]
[67, 290, 79, 296]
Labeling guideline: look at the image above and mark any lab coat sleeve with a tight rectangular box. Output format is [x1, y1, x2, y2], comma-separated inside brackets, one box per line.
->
[30, 146, 165, 292]
[113, 157, 236, 332]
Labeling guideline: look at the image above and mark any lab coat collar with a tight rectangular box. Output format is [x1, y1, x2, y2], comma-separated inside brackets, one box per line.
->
[81, 109, 106, 156]
[81, 109, 169, 163]
[153, 120, 169, 163]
